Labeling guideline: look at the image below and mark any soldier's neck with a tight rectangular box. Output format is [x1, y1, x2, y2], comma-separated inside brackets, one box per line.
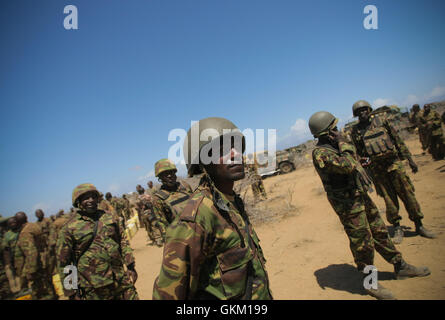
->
[212, 179, 234, 195]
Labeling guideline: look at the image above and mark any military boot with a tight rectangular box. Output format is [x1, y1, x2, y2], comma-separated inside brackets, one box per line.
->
[394, 260, 431, 280]
[392, 226, 404, 244]
[416, 225, 436, 239]
[365, 284, 396, 300]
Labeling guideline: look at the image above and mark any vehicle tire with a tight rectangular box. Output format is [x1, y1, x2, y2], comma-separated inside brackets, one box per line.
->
[279, 162, 293, 174]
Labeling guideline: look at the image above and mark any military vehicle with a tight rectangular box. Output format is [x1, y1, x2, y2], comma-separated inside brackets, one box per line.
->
[252, 143, 308, 177]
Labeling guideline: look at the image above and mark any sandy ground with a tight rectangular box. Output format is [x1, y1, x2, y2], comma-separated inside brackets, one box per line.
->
[130, 135, 445, 300]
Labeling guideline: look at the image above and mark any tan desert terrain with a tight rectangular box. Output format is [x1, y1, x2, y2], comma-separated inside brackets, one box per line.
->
[130, 135, 445, 300]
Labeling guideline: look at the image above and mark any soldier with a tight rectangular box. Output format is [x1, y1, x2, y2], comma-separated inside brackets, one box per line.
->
[14, 211, 56, 299]
[0, 215, 13, 299]
[419, 104, 444, 160]
[409, 104, 428, 153]
[108, 193, 127, 228]
[152, 159, 193, 230]
[2, 216, 20, 295]
[122, 194, 132, 220]
[57, 183, 138, 300]
[153, 117, 272, 300]
[246, 154, 267, 201]
[98, 192, 115, 213]
[309, 111, 431, 300]
[47, 210, 70, 277]
[147, 181, 154, 193]
[136, 185, 163, 247]
[34, 209, 57, 298]
[350, 100, 435, 244]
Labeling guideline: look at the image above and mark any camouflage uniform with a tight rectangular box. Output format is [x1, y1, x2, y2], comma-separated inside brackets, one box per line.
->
[14, 222, 55, 299]
[152, 181, 194, 228]
[98, 199, 115, 213]
[1, 223, 13, 299]
[351, 114, 424, 226]
[312, 140, 402, 271]
[410, 109, 428, 151]
[2, 229, 20, 295]
[110, 197, 127, 228]
[136, 193, 164, 245]
[245, 163, 267, 201]
[419, 109, 444, 160]
[153, 175, 272, 300]
[56, 209, 138, 300]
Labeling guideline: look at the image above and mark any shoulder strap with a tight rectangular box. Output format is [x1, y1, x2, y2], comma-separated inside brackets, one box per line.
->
[154, 189, 170, 200]
[73, 217, 100, 266]
[179, 194, 205, 222]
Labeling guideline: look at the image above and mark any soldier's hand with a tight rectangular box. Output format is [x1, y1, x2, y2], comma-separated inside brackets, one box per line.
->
[408, 159, 418, 173]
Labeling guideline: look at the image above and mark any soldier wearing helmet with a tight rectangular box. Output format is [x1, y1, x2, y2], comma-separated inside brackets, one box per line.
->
[56, 183, 139, 300]
[419, 103, 444, 160]
[409, 104, 429, 151]
[350, 100, 435, 244]
[153, 117, 272, 300]
[135, 184, 163, 247]
[151, 159, 193, 231]
[309, 111, 431, 300]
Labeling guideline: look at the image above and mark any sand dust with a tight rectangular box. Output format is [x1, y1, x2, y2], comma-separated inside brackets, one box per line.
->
[131, 135, 445, 300]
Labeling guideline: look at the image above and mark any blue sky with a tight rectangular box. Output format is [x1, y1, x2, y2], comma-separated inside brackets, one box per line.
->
[1, 0, 445, 220]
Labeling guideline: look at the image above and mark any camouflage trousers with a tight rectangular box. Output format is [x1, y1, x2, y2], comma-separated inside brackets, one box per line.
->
[82, 275, 139, 300]
[370, 162, 424, 225]
[428, 134, 445, 160]
[418, 127, 429, 151]
[328, 192, 402, 271]
[143, 214, 165, 245]
[251, 177, 267, 201]
[0, 269, 12, 299]
[18, 273, 56, 300]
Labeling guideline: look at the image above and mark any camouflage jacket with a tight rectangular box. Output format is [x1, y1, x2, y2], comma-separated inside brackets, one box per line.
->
[110, 197, 126, 218]
[48, 215, 70, 248]
[351, 115, 412, 172]
[98, 199, 115, 213]
[14, 222, 42, 277]
[36, 218, 51, 248]
[312, 141, 372, 197]
[152, 181, 194, 226]
[419, 110, 443, 136]
[153, 176, 272, 300]
[56, 209, 135, 294]
[409, 111, 422, 128]
[2, 230, 19, 267]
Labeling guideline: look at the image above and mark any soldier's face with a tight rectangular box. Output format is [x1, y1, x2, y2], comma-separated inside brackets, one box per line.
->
[35, 210, 44, 221]
[78, 191, 99, 213]
[424, 105, 430, 113]
[358, 107, 370, 123]
[159, 170, 177, 187]
[206, 143, 245, 182]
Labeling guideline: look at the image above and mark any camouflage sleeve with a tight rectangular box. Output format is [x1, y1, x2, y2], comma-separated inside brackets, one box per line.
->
[117, 216, 135, 267]
[313, 147, 357, 175]
[152, 197, 169, 228]
[432, 111, 442, 128]
[384, 120, 411, 160]
[19, 231, 39, 276]
[153, 219, 208, 300]
[56, 225, 75, 297]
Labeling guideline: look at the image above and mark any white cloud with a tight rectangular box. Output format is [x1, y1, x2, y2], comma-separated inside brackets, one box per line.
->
[426, 86, 445, 100]
[138, 170, 155, 181]
[372, 98, 395, 108]
[291, 118, 310, 136]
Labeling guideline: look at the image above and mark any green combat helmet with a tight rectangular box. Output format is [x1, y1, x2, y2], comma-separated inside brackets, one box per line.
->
[308, 111, 338, 137]
[154, 158, 177, 177]
[72, 183, 100, 208]
[352, 100, 373, 117]
[183, 117, 246, 177]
